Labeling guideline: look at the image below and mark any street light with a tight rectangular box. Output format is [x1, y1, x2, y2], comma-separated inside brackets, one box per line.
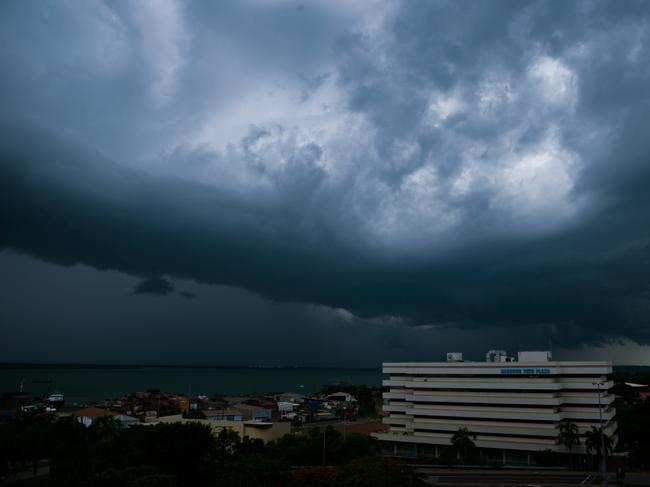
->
[322, 426, 326, 465]
[593, 380, 608, 486]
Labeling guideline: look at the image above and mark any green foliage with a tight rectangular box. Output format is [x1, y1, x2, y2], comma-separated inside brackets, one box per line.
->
[213, 455, 292, 487]
[450, 427, 476, 463]
[87, 466, 175, 487]
[214, 427, 241, 461]
[266, 425, 379, 466]
[0, 410, 385, 487]
[584, 426, 613, 458]
[235, 436, 266, 456]
[47, 420, 220, 486]
[330, 458, 424, 487]
[292, 458, 424, 487]
[184, 409, 206, 419]
[0, 414, 88, 481]
[89, 415, 121, 440]
[557, 420, 580, 450]
[615, 401, 650, 467]
[609, 369, 650, 467]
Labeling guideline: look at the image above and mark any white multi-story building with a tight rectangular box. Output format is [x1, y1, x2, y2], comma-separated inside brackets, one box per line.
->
[372, 351, 616, 464]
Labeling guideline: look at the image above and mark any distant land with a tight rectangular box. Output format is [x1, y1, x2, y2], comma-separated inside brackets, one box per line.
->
[0, 364, 384, 402]
[1, 363, 649, 371]
[1, 363, 648, 404]
[0, 363, 379, 370]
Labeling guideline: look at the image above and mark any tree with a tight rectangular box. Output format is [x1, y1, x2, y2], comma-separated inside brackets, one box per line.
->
[214, 427, 241, 462]
[89, 416, 121, 440]
[585, 426, 613, 469]
[214, 455, 293, 487]
[557, 421, 580, 467]
[184, 409, 206, 420]
[451, 427, 476, 464]
[330, 458, 424, 487]
[87, 466, 175, 487]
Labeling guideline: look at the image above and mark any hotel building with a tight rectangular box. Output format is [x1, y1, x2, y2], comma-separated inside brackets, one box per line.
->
[372, 351, 616, 464]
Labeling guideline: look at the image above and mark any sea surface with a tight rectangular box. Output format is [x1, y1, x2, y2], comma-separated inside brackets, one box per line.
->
[0, 365, 384, 404]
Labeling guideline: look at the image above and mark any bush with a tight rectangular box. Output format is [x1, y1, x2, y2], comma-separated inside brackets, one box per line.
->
[332, 458, 424, 487]
[87, 466, 175, 487]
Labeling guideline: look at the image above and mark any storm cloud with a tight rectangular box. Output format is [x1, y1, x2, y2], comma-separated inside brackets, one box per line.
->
[1, 0, 649, 362]
[133, 277, 175, 296]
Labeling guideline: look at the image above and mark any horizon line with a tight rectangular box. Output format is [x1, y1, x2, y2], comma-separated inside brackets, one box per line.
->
[0, 362, 382, 371]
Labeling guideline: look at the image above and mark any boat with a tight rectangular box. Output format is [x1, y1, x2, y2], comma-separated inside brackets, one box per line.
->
[44, 392, 65, 409]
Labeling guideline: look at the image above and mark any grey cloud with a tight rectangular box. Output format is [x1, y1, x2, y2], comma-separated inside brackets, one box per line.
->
[8, 251, 642, 367]
[1, 1, 650, 357]
[133, 277, 175, 296]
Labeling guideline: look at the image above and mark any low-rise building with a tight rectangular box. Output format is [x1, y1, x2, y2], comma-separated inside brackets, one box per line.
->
[235, 403, 273, 421]
[204, 409, 245, 421]
[115, 414, 140, 428]
[326, 392, 357, 403]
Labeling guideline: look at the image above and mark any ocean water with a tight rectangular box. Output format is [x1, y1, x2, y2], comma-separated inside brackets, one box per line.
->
[0, 365, 383, 404]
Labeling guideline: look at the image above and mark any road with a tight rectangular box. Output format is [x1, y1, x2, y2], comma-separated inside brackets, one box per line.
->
[417, 468, 650, 486]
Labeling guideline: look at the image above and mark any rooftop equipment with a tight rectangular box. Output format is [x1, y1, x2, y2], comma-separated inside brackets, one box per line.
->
[517, 351, 552, 362]
[446, 352, 464, 362]
[485, 350, 509, 362]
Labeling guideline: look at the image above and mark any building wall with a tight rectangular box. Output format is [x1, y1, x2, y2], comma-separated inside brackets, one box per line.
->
[372, 360, 616, 455]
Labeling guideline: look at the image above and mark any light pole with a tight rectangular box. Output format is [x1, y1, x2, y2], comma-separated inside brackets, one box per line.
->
[593, 380, 608, 486]
[322, 426, 326, 465]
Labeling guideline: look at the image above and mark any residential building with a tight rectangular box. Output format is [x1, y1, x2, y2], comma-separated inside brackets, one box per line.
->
[235, 403, 273, 421]
[326, 392, 357, 403]
[204, 409, 245, 421]
[115, 414, 140, 428]
[372, 351, 616, 464]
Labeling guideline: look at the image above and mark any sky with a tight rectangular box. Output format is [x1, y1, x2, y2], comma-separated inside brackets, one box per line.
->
[1, 0, 649, 367]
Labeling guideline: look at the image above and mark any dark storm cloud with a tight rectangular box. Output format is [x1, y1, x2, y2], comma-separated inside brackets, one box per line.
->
[1, 0, 649, 352]
[7, 251, 620, 367]
[133, 276, 174, 296]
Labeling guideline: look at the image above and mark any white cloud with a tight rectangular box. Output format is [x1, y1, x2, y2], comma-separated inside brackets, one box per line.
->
[528, 55, 577, 107]
[426, 90, 466, 126]
[131, 0, 188, 106]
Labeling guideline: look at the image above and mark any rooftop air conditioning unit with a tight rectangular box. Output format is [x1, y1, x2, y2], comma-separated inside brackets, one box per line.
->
[446, 352, 464, 362]
[518, 351, 552, 362]
[486, 350, 508, 362]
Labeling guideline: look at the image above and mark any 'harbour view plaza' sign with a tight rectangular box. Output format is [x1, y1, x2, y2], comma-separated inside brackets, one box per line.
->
[500, 368, 551, 375]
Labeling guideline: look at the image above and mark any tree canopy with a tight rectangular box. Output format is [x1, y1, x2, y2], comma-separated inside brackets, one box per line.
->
[450, 427, 476, 464]
[0, 413, 417, 487]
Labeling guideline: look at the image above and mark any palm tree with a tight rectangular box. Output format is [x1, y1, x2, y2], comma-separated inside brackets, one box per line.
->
[557, 421, 580, 468]
[584, 426, 613, 469]
[451, 427, 476, 464]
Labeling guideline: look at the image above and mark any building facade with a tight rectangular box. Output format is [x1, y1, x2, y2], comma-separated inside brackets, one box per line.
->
[372, 351, 616, 463]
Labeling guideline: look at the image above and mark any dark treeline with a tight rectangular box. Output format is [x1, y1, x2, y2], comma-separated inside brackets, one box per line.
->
[0, 414, 422, 486]
[611, 369, 650, 468]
